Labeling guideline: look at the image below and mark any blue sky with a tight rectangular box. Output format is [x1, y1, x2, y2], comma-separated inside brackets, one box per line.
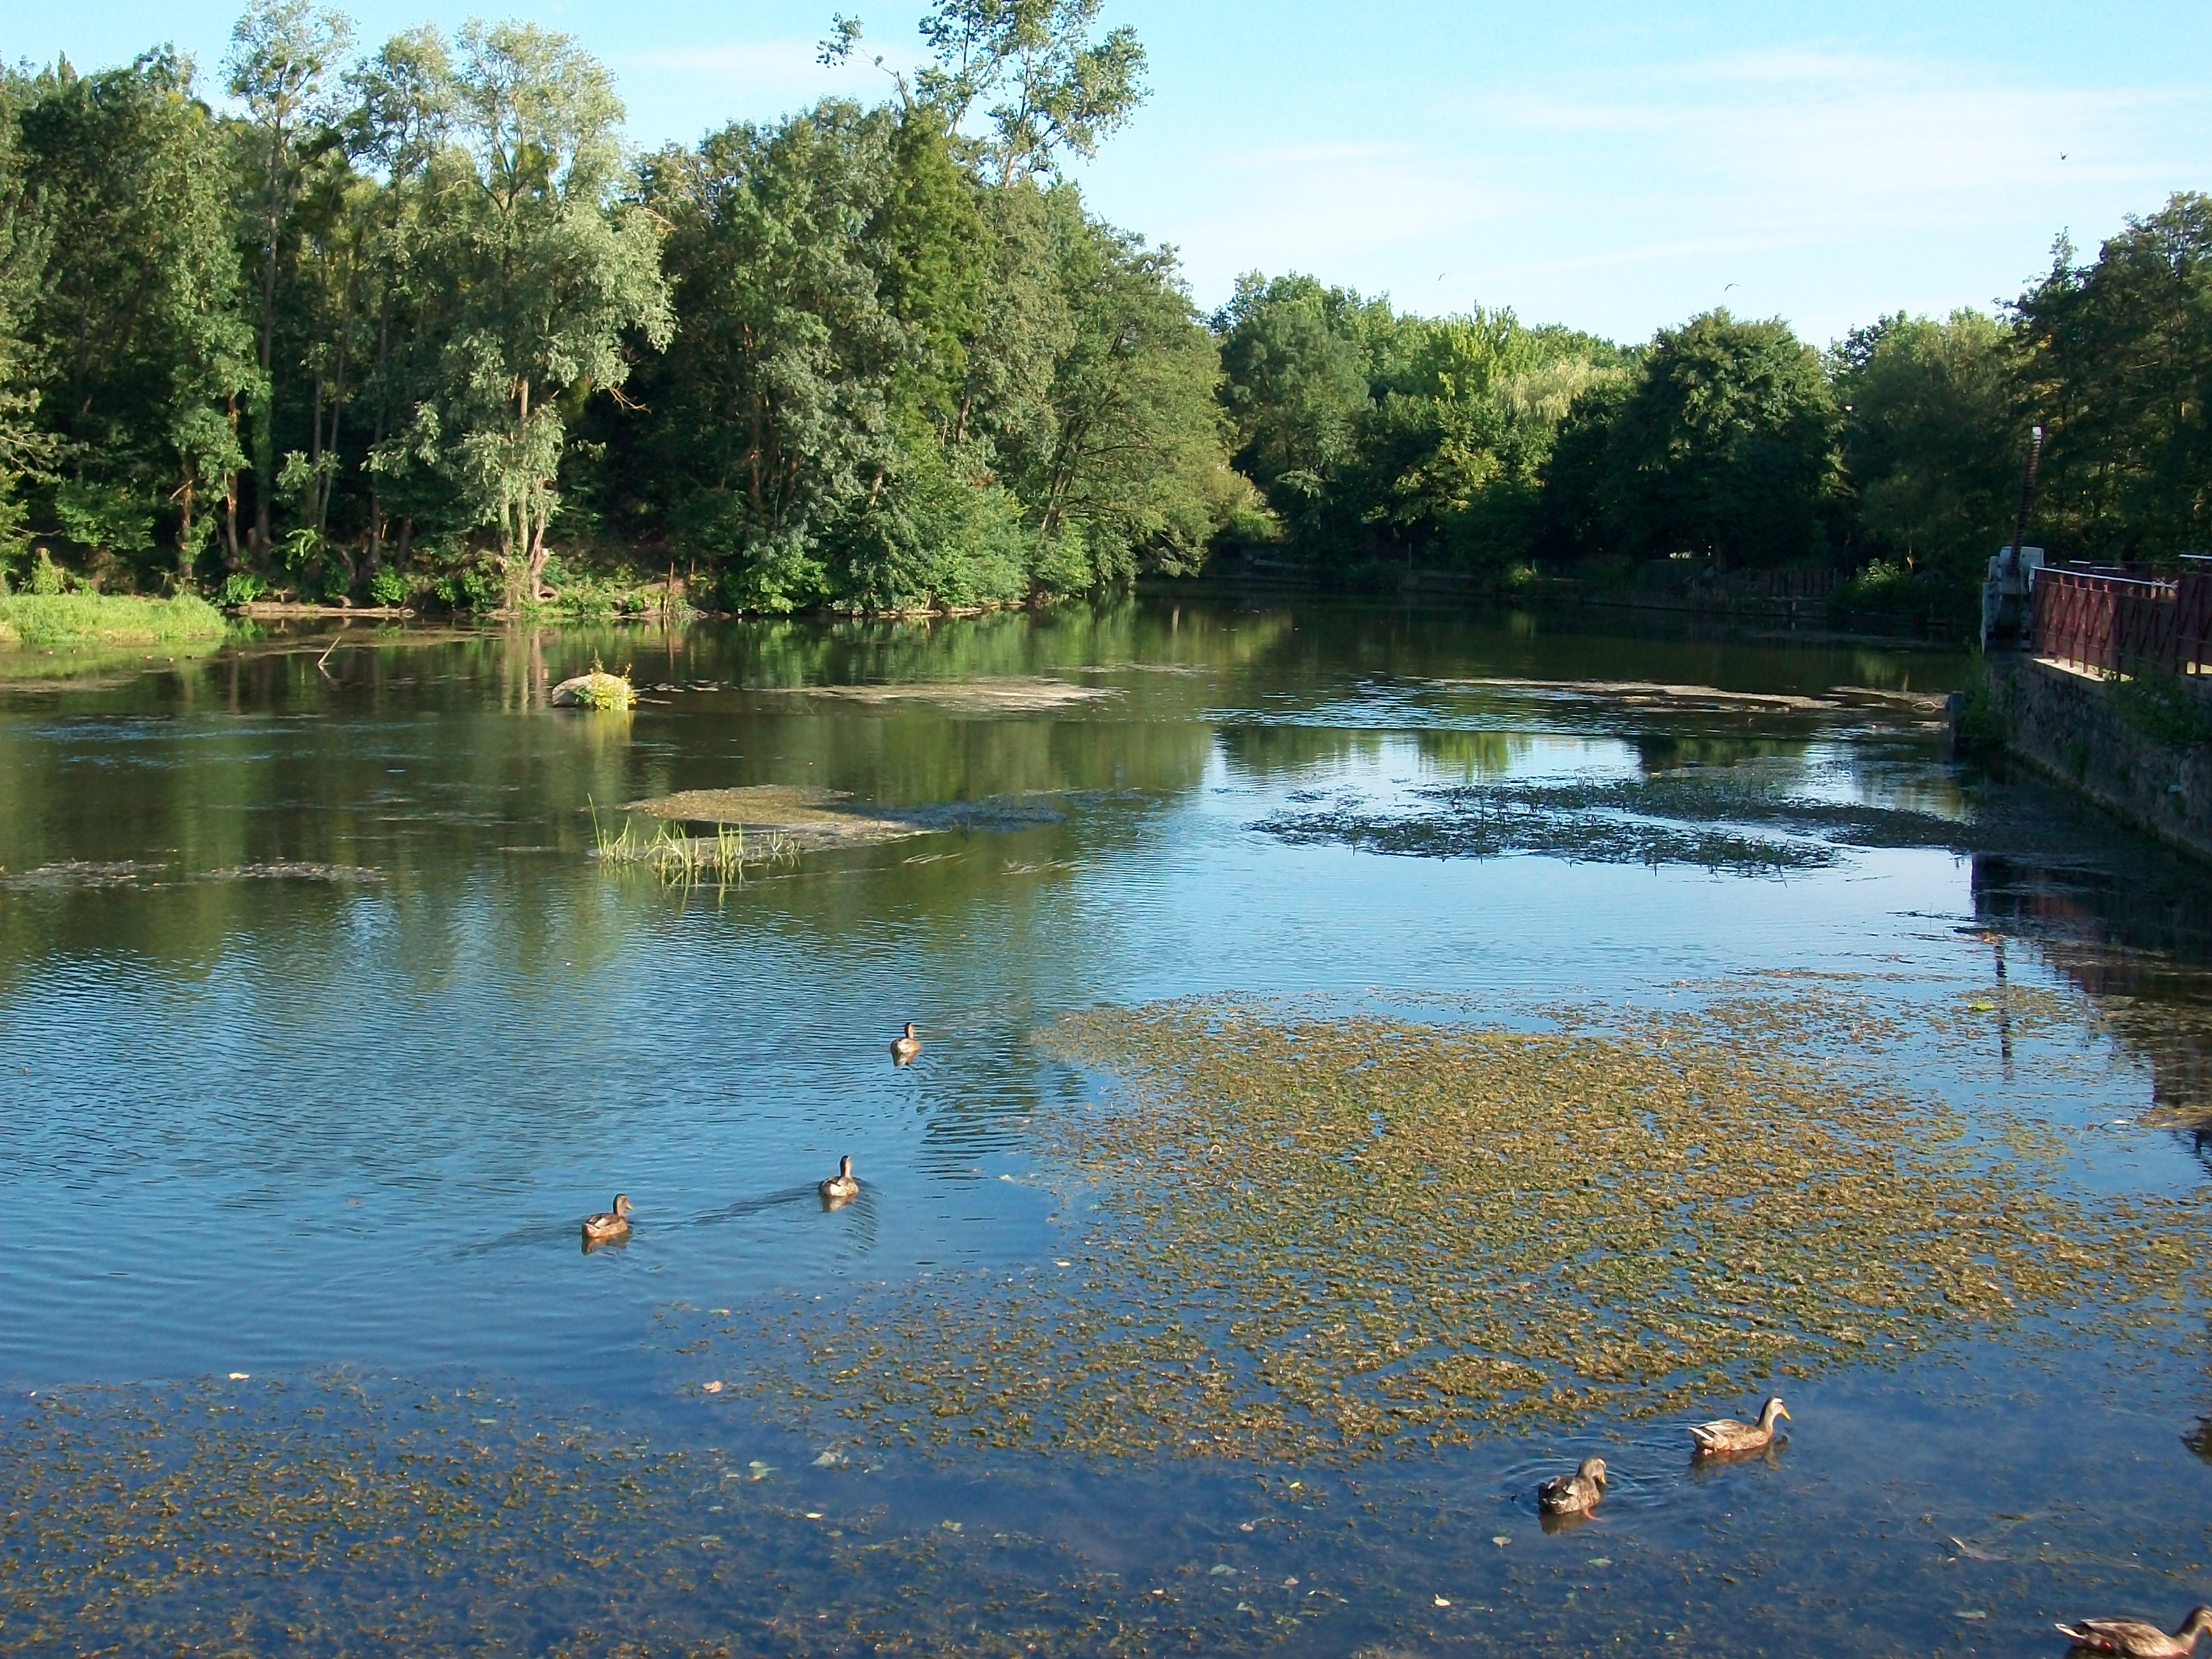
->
[14, 0, 2209, 345]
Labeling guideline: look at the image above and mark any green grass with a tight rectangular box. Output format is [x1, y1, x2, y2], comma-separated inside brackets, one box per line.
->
[589, 801, 798, 886]
[0, 592, 229, 649]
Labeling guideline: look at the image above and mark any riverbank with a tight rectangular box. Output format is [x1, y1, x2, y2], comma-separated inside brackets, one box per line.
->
[0, 592, 227, 649]
[1981, 653, 2212, 863]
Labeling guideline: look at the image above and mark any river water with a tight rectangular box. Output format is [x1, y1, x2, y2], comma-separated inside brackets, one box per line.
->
[2, 599, 2209, 1656]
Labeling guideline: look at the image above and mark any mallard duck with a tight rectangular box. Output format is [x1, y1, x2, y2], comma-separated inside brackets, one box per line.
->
[1537, 1456, 1607, 1516]
[582, 1193, 632, 1242]
[819, 1156, 859, 1203]
[2057, 1608, 2212, 1657]
[1688, 1397, 1788, 1455]
[891, 1022, 921, 1065]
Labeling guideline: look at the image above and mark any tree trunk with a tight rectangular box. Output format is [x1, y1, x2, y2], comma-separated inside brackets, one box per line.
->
[176, 477, 195, 591]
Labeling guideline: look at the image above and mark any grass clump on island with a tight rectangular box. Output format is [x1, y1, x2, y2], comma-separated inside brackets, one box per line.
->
[713, 987, 2208, 1464]
[590, 801, 798, 885]
[0, 591, 227, 649]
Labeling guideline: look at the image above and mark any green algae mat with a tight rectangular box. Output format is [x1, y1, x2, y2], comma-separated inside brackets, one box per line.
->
[712, 989, 2209, 1464]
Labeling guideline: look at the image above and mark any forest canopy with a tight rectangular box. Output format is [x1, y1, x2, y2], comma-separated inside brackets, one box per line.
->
[0, 0, 2204, 627]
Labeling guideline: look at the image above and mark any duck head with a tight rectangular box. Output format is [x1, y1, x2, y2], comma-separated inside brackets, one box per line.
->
[1760, 1397, 1790, 1427]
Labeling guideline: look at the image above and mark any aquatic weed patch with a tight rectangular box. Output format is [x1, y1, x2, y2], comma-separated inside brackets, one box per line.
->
[0, 1376, 1382, 1656]
[766, 677, 1119, 713]
[724, 998, 2206, 1464]
[1253, 775, 1985, 872]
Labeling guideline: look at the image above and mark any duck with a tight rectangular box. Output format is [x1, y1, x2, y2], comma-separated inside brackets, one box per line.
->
[1537, 1456, 1607, 1516]
[1688, 1397, 1789, 1456]
[2057, 1609, 2212, 1657]
[581, 1193, 633, 1243]
[891, 1022, 921, 1066]
[819, 1155, 859, 1203]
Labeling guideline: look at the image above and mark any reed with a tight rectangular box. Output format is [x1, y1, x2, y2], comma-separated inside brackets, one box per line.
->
[589, 800, 796, 886]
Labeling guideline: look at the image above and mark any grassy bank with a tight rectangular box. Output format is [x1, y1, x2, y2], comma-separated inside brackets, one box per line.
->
[0, 592, 229, 649]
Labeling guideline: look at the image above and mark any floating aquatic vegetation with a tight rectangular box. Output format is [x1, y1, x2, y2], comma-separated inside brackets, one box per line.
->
[0, 1374, 1387, 1656]
[1427, 677, 1948, 721]
[0, 859, 165, 891]
[203, 861, 385, 882]
[1254, 773, 1986, 872]
[719, 993, 2208, 1465]
[768, 677, 1119, 713]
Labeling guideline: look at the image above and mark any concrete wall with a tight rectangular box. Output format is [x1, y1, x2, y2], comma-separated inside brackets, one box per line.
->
[1988, 654, 2212, 861]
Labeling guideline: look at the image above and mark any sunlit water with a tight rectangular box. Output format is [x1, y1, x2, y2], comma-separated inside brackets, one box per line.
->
[3, 599, 2209, 1656]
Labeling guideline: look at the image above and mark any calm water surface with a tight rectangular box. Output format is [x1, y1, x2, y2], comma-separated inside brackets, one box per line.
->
[3, 598, 2210, 1656]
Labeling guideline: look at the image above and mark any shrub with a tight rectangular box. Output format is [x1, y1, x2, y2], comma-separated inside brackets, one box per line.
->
[368, 567, 408, 607]
[217, 572, 268, 607]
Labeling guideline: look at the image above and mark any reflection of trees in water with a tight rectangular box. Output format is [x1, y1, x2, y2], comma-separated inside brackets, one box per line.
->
[1212, 724, 1386, 781]
[1631, 731, 1815, 777]
[1972, 852, 2212, 1133]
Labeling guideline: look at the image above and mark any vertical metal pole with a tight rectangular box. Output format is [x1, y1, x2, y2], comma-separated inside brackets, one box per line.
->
[2008, 424, 2045, 570]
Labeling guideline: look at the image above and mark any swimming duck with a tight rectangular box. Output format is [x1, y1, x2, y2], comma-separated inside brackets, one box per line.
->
[819, 1156, 859, 1203]
[2057, 1609, 2212, 1657]
[582, 1193, 633, 1242]
[1688, 1397, 1788, 1456]
[891, 1022, 921, 1065]
[1537, 1456, 1607, 1516]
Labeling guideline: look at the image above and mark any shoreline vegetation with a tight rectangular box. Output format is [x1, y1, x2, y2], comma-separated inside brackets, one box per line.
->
[0, 592, 226, 649]
[0, 5, 2204, 644]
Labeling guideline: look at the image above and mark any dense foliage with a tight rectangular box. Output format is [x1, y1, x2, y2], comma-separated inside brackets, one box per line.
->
[0, 0, 1233, 614]
[0, 0, 2203, 626]
[1219, 205, 2212, 625]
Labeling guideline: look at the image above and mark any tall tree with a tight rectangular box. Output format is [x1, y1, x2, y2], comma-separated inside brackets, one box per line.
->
[1834, 308, 2020, 591]
[627, 102, 904, 611]
[1595, 310, 1842, 570]
[17, 51, 256, 586]
[824, 0, 1146, 186]
[226, 0, 350, 559]
[0, 72, 57, 572]
[1028, 208, 1227, 580]
[412, 21, 672, 601]
[2016, 194, 2212, 560]
[344, 25, 456, 570]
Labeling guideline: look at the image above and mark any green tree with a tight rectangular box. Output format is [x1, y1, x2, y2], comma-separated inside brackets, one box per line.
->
[2015, 194, 2212, 559]
[412, 21, 672, 601]
[626, 102, 905, 611]
[345, 25, 456, 571]
[0, 73, 57, 571]
[226, 0, 350, 560]
[1595, 310, 1841, 570]
[1834, 308, 2020, 594]
[16, 50, 257, 587]
[1028, 208, 1230, 580]
[1215, 272, 1370, 540]
[828, 0, 1147, 187]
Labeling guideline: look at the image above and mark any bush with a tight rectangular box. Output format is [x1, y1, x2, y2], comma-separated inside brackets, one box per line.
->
[28, 549, 66, 595]
[217, 571, 268, 607]
[368, 567, 408, 607]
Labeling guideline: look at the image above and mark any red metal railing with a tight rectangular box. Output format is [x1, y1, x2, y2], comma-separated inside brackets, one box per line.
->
[2032, 566, 2212, 675]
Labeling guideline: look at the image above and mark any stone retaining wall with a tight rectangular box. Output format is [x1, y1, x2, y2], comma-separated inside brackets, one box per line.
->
[1988, 653, 2212, 862]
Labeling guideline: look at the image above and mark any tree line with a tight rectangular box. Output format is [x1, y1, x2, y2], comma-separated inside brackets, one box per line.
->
[0, 0, 2204, 624]
[1221, 196, 2212, 622]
